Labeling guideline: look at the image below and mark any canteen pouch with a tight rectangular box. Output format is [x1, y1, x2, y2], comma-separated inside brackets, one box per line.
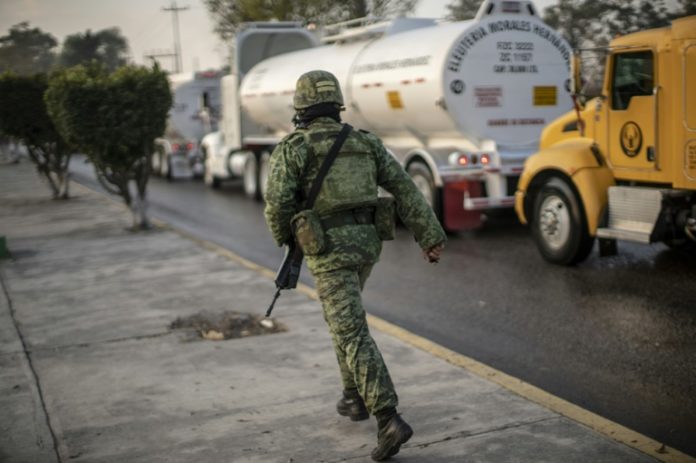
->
[375, 197, 396, 241]
[291, 209, 326, 256]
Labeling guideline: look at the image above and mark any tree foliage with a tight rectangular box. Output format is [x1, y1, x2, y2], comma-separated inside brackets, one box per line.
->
[543, 0, 693, 50]
[0, 73, 72, 198]
[204, 0, 416, 41]
[59, 28, 130, 72]
[446, 0, 482, 21]
[0, 22, 57, 75]
[543, 0, 694, 96]
[45, 65, 172, 229]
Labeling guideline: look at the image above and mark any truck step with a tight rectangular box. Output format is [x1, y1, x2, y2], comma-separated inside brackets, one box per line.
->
[595, 186, 663, 244]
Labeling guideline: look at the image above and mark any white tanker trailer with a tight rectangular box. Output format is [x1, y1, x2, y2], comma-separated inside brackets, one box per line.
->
[202, 0, 572, 230]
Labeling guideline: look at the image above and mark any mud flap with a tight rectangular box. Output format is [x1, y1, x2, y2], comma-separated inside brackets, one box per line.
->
[443, 180, 484, 231]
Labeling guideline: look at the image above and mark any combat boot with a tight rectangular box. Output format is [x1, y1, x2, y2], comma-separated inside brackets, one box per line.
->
[336, 389, 369, 421]
[371, 411, 413, 461]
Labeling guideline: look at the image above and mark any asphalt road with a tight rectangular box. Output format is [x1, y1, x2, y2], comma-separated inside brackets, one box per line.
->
[70, 158, 696, 456]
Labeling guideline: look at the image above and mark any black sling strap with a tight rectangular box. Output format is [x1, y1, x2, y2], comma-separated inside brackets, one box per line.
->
[304, 123, 353, 209]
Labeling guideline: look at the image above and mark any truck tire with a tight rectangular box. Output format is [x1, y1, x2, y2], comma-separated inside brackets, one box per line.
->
[243, 153, 261, 200]
[165, 157, 174, 181]
[532, 177, 594, 265]
[408, 162, 442, 220]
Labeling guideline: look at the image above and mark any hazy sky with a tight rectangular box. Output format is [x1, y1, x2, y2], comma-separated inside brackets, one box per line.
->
[0, 0, 556, 73]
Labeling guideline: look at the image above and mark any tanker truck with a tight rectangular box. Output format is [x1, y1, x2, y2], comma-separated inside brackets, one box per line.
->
[152, 71, 222, 180]
[201, 0, 573, 230]
[515, 15, 696, 264]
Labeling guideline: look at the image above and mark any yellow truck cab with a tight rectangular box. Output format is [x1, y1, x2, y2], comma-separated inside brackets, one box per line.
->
[515, 16, 696, 264]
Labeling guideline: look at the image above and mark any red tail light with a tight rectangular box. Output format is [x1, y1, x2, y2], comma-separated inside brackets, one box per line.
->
[172, 143, 179, 152]
[186, 142, 194, 151]
[481, 153, 491, 165]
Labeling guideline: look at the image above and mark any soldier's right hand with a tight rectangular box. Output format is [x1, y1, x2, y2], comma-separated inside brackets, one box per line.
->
[422, 243, 444, 264]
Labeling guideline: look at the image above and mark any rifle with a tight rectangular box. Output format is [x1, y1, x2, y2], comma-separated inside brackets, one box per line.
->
[263, 123, 352, 318]
[265, 242, 303, 317]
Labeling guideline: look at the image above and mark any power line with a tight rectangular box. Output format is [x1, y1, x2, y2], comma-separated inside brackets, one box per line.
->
[162, 1, 189, 73]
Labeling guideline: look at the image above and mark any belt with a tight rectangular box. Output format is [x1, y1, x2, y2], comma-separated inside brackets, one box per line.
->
[321, 207, 375, 230]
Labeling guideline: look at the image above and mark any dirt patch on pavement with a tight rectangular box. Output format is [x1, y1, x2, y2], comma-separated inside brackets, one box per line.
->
[170, 311, 286, 341]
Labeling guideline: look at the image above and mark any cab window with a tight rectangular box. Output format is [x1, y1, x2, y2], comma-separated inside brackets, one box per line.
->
[611, 51, 654, 110]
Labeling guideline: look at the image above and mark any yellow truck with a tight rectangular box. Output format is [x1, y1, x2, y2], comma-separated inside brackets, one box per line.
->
[515, 15, 696, 264]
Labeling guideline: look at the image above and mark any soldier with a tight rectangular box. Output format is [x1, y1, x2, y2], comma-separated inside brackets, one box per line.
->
[264, 70, 445, 461]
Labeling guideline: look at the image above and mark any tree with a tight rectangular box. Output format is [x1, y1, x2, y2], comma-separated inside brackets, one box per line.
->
[0, 73, 72, 198]
[204, 0, 416, 41]
[46, 65, 172, 229]
[676, 0, 696, 16]
[59, 28, 130, 72]
[543, 0, 687, 96]
[446, 0, 482, 21]
[0, 23, 57, 75]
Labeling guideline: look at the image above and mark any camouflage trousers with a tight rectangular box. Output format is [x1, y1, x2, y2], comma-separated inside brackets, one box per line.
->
[314, 265, 398, 415]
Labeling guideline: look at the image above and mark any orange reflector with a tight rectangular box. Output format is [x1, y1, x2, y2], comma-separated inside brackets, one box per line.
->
[387, 91, 403, 109]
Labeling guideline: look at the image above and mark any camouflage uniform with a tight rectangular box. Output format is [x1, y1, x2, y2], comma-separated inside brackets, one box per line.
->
[264, 71, 445, 416]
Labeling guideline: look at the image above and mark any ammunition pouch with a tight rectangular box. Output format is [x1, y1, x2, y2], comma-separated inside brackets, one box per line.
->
[374, 197, 396, 241]
[291, 210, 326, 256]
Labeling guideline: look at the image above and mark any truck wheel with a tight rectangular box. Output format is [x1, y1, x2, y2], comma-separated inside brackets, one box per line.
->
[243, 153, 261, 200]
[532, 177, 594, 265]
[408, 162, 442, 219]
[259, 151, 271, 201]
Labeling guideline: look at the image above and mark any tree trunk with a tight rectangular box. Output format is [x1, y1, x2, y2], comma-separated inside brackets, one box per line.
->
[128, 179, 151, 230]
[56, 170, 71, 199]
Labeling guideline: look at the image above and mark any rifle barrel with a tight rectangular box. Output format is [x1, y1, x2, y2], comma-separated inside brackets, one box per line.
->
[265, 288, 282, 318]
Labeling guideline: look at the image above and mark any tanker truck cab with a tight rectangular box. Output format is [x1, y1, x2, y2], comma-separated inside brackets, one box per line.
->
[200, 22, 320, 194]
[515, 15, 696, 264]
[153, 71, 222, 180]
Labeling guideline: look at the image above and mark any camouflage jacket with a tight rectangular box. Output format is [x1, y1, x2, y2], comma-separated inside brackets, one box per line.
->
[264, 117, 446, 274]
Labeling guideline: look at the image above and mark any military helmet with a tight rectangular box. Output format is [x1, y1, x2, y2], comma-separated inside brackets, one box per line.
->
[293, 70, 344, 110]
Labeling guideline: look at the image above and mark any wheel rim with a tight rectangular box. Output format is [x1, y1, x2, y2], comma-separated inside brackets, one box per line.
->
[539, 195, 570, 250]
[412, 173, 433, 207]
[243, 157, 257, 197]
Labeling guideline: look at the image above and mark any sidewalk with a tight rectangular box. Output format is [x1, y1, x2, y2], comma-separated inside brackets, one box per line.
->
[0, 161, 669, 462]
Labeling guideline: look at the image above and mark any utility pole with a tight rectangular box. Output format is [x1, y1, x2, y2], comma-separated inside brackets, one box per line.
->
[162, 1, 189, 73]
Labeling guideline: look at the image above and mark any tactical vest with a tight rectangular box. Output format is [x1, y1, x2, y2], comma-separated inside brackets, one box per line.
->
[296, 122, 378, 217]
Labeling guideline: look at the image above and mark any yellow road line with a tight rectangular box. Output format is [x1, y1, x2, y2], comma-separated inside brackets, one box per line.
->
[74, 182, 694, 463]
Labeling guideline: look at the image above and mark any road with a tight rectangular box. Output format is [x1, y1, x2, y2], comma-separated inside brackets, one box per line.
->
[71, 157, 696, 456]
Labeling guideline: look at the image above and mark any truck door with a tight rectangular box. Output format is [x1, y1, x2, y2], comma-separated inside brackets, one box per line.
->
[684, 43, 696, 184]
[607, 50, 658, 172]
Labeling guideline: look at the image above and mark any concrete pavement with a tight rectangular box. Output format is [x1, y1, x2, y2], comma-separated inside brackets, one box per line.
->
[0, 161, 678, 462]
